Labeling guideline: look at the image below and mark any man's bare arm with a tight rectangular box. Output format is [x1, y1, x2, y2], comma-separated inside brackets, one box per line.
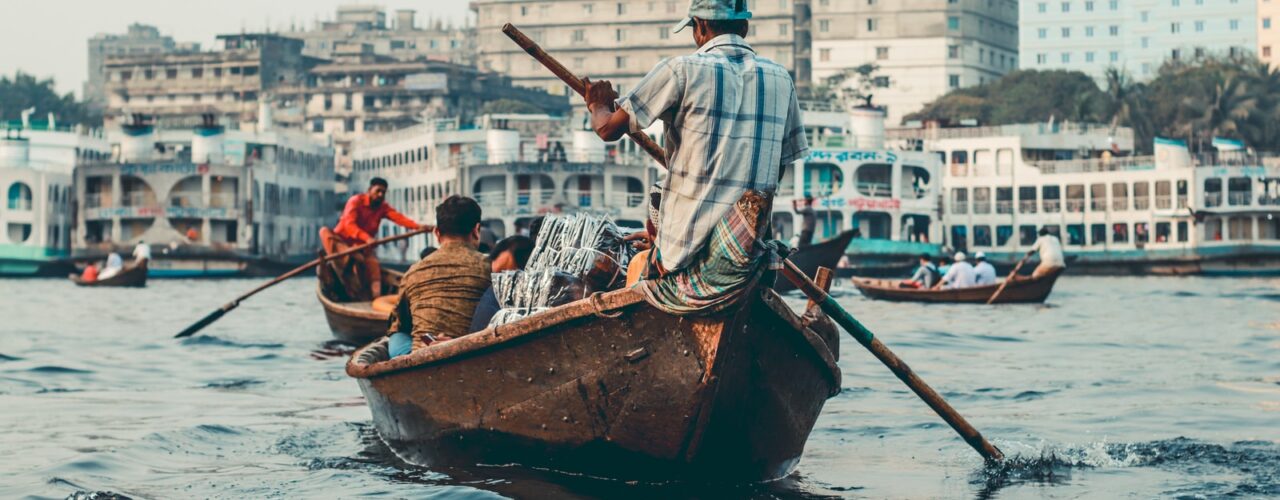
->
[583, 78, 631, 142]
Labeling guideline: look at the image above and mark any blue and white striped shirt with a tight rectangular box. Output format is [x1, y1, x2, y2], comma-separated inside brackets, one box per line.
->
[617, 34, 808, 271]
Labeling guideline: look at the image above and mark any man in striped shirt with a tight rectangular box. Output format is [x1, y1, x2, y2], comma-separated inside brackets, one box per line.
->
[585, 0, 808, 312]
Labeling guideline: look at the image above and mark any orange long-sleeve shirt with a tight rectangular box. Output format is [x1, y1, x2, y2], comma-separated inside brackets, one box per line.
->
[334, 193, 418, 244]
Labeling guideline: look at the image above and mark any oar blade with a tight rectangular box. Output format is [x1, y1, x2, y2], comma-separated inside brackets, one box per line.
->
[174, 308, 228, 338]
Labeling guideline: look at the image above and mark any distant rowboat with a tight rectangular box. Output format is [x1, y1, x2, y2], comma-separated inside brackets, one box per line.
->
[773, 229, 857, 293]
[850, 268, 1063, 304]
[69, 260, 148, 288]
[346, 284, 841, 482]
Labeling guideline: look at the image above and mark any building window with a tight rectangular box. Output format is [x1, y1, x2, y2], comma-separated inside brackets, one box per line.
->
[1110, 51, 1119, 62]
[617, 2, 626, 14]
[1140, 11, 1149, 22]
[1171, 48, 1181, 60]
[1266, 18, 1273, 29]
[1086, 26, 1094, 37]
[1195, 20, 1204, 32]
[1085, 0, 1094, 10]
[873, 76, 890, 88]
[572, 57, 584, 68]
[1086, 51, 1095, 62]
[1172, 0, 1179, 5]
[949, 45, 961, 59]
[616, 28, 626, 41]
[1142, 37, 1149, 48]
[1062, 52, 1071, 63]
[311, 119, 323, 133]
[1037, 53, 1048, 64]
[819, 19, 829, 32]
[1230, 19, 1240, 30]
[1110, 0, 1118, 9]
[616, 56, 627, 68]
[1171, 22, 1180, 34]
[819, 48, 831, 61]
[1110, 25, 1119, 36]
[1038, 2, 1047, 12]
[572, 29, 585, 42]
[876, 46, 889, 59]
[780, 23, 789, 35]
[583, 3, 593, 14]
[659, 27, 670, 40]
[1061, 1, 1070, 12]
[949, 74, 960, 88]
[191, 68, 203, 78]
[1062, 27, 1071, 38]
[1266, 46, 1273, 58]
[866, 18, 878, 31]
[948, 16, 959, 30]
[1038, 28, 1048, 39]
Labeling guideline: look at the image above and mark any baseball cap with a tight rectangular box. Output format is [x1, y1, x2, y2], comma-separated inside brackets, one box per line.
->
[672, 0, 753, 33]
[954, 251, 967, 262]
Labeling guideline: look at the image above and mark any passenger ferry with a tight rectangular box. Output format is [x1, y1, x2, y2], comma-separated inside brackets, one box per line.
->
[0, 118, 110, 276]
[72, 115, 337, 277]
[894, 122, 1280, 276]
[348, 114, 657, 265]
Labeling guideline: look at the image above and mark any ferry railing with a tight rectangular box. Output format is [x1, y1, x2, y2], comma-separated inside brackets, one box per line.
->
[1204, 192, 1223, 207]
[1134, 198, 1150, 210]
[123, 191, 154, 207]
[84, 193, 104, 209]
[951, 201, 968, 214]
[567, 190, 595, 207]
[1065, 199, 1084, 212]
[1019, 200, 1037, 213]
[805, 183, 842, 197]
[1155, 195, 1172, 209]
[996, 201, 1013, 214]
[1177, 196, 1188, 209]
[1112, 199, 1128, 211]
[209, 193, 237, 208]
[856, 181, 892, 197]
[1033, 155, 1156, 174]
[1228, 192, 1252, 206]
[607, 192, 645, 208]
[473, 191, 506, 207]
[1043, 200, 1061, 213]
[1259, 195, 1280, 206]
[949, 164, 969, 177]
[1090, 200, 1108, 211]
[168, 193, 201, 208]
[520, 189, 555, 205]
[974, 201, 992, 214]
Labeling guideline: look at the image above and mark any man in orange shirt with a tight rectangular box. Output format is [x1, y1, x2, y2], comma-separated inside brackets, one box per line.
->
[320, 177, 420, 299]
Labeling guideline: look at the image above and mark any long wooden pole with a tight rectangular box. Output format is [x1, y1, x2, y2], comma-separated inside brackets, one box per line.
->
[501, 24, 1003, 463]
[174, 226, 433, 338]
[986, 252, 1032, 305]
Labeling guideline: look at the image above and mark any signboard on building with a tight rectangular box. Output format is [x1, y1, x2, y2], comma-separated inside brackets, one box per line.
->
[405, 73, 449, 91]
[224, 139, 246, 167]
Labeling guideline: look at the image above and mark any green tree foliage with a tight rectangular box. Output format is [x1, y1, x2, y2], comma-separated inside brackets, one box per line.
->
[905, 70, 1108, 125]
[0, 71, 99, 127]
[480, 98, 545, 115]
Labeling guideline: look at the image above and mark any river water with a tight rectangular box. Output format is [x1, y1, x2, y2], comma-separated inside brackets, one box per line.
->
[0, 276, 1276, 499]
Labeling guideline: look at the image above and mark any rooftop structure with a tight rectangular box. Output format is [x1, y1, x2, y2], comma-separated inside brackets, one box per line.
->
[282, 5, 475, 66]
[85, 24, 199, 108]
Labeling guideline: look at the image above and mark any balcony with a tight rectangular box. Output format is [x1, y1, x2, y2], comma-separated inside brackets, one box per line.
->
[1112, 199, 1128, 211]
[1177, 195, 1188, 209]
[1043, 200, 1061, 213]
[517, 189, 555, 206]
[84, 193, 106, 209]
[1204, 192, 1223, 208]
[996, 201, 1013, 214]
[1019, 200, 1037, 213]
[1155, 195, 1172, 209]
[1065, 200, 1084, 212]
[1134, 198, 1150, 210]
[123, 191, 155, 207]
[856, 181, 892, 198]
[169, 193, 202, 208]
[473, 191, 506, 207]
[951, 202, 968, 215]
[607, 192, 645, 208]
[1228, 192, 1252, 206]
[1091, 200, 1108, 211]
[1261, 195, 1280, 206]
[209, 193, 237, 208]
[974, 202, 991, 214]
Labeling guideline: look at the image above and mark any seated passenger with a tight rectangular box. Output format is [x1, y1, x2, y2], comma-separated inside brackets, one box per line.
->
[469, 235, 536, 332]
[973, 252, 997, 286]
[79, 263, 99, 282]
[933, 251, 976, 290]
[386, 196, 491, 358]
[98, 252, 124, 280]
[900, 253, 939, 289]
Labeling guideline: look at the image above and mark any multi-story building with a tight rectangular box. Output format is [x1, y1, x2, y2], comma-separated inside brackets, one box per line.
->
[85, 24, 199, 109]
[472, 0, 798, 116]
[101, 34, 314, 131]
[811, 0, 1019, 125]
[282, 5, 475, 66]
[1261, 0, 1280, 66]
[1021, 0, 1258, 81]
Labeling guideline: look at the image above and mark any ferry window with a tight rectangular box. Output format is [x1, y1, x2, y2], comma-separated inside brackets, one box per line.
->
[1066, 224, 1085, 245]
[1155, 180, 1172, 209]
[1042, 225, 1061, 238]
[1112, 223, 1129, 243]
[996, 187, 1013, 214]
[950, 150, 968, 165]
[951, 188, 968, 214]
[854, 164, 890, 197]
[7, 223, 32, 243]
[1066, 184, 1084, 212]
[1227, 177, 1252, 206]
[1112, 182, 1128, 211]
[951, 226, 968, 252]
[1204, 178, 1222, 207]
[166, 69, 177, 79]
[1229, 216, 1253, 240]
[1091, 224, 1107, 245]
[1156, 222, 1171, 242]
[1133, 182, 1150, 210]
[996, 149, 1015, 176]
[973, 149, 991, 171]
[192, 68, 203, 78]
[7, 182, 33, 210]
[902, 214, 930, 242]
[1042, 185, 1061, 213]
[904, 167, 929, 199]
[1207, 218, 1223, 240]
[996, 225, 1013, 246]
[1135, 223, 1150, 243]
[1018, 186, 1037, 213]
[1090, 183, 1107, 211]
[853, 211, 891, 239]
[973, 187, 991, 214]
[974, 225, 992, 246]
[1260, 216, 1280, 240]
[1019, 225, 1037, 245]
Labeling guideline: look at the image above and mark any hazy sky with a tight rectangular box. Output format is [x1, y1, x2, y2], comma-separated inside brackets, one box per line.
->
[0, 1, 473, 98]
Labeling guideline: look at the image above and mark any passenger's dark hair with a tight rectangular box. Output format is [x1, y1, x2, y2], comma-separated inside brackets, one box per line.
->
[699, 18, 749, 37]
[435, 195, 482, 237]
[1038, 227, 1050, 236]
[919, 253, 932, 261]
[369, 177, 388, 189]
[489, 235, 536, 269]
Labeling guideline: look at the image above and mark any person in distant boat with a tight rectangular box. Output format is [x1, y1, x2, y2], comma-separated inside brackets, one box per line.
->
[320, 177, 422, 299]
[132, 240, 152, 264]
[79, 262, 99, 283]
[901, 253, 940, 289]
[185, 227, 199, 243]
[973, 252, 997, 286]
[1026, 227, 1066, 278]
[469, 235, 537, 333]
[99, 252, 125, 280]
[937, 257, 951, 277]
[795, 195, 816, 248]
[386, 195, 490, 358]
[933, 251, 976, 290]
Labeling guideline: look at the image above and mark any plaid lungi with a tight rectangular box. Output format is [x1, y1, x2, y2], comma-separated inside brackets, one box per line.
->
[637, 190, 781, 315]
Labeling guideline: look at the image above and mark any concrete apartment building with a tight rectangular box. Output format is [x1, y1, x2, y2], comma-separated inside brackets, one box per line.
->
[1261, 0, 1280, 66]
[85, 24, 199, 108]
[1021, 0, 1258, 81]
[282, 5, 476, 66]
[101, 34, 312, 131]
[811, 0, 1019, 126]
[472, 0, 798, 116]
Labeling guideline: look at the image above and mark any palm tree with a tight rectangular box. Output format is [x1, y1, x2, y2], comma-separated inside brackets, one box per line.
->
[1103, 67, 1154, 153]
[1179, 73, 1258, 152]
[1241, 61, 1280, 150]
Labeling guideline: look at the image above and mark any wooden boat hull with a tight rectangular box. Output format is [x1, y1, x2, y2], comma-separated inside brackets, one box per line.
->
[850, 268, 1062, 304]
[317, 285, 389, 345]
[773, 230, 856, 293]
[346, 287, 841, 482]
[69, 261, 148, 288]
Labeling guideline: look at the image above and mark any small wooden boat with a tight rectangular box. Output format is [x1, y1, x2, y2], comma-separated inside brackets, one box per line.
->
[773, 230, 857, 293]
[346, 285, 842, 482]
[69, 260, 148, 288]
[850, 268, 1063, 304]
[317, 267, 402, 345]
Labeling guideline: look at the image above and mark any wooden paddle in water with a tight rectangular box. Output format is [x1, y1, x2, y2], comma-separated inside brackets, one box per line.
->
[503, 23, 1004, 463]
[986, 251, 1033, 305]
[174, 226, 432, 338]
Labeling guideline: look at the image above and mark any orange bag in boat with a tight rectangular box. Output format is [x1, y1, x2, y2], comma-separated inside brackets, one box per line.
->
[371, 294, 399, 313]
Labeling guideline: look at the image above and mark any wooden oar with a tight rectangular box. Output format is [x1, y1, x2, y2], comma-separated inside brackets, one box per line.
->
[985, 252, 1033, 305]
[503, 23, 1004, 463]
[174, 226, 432, 338]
